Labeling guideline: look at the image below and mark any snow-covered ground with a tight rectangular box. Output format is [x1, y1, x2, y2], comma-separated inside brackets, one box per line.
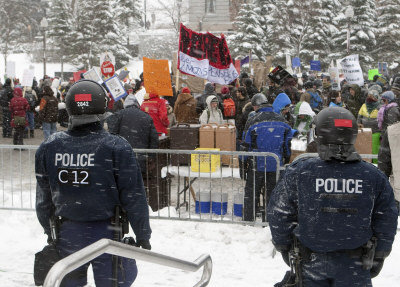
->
[0, 208, 399, 286]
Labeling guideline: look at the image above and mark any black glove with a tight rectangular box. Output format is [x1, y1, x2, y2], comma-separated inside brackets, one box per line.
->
[370, 258, 384, 278]
[136, 239, 151, 250]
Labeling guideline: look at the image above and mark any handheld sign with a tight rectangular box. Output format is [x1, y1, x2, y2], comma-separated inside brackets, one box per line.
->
[83, 68, 103, 84]
[101, 61, 115, 78]
[104, 76, 127, 101]
[268, 65, 293, 86]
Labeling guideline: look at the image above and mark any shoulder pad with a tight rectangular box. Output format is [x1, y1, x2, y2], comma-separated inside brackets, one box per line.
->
[290, 155, 317, 167]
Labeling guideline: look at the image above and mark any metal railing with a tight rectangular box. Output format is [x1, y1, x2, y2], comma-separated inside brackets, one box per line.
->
[0, 144, 282, 226]
[0, 144, 379, 226]
[43, 238, 212, 287]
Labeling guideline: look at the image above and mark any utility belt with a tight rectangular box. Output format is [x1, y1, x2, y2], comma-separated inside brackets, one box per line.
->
[298, 237, 377, 270]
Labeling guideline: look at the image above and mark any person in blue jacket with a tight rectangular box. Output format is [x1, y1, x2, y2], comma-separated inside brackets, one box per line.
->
[35, 80, 151, 287]
[241, 93, 294, 222]
[304, 81, 323, 112]
[268, 107, 398, 286]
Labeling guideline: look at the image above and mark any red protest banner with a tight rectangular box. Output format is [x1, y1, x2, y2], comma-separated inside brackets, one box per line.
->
[178, 24, 238, 85]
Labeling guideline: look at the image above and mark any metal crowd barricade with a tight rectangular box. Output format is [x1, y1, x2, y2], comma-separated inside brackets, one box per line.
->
[0, 144, 379, 226]
[43, 239, 212, 287]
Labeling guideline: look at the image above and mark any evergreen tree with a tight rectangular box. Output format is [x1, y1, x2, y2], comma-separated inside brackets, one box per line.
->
[227, 2, 266, 61]
[331, 0, 377, 68]
[375, 0, 400, 66]
[47, 0, 75, 63]
[73, 0, 131, 69]
[257, 0, 279, 57]
[113, 0, 141, 45]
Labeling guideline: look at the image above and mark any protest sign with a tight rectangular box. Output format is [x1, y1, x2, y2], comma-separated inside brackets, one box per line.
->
[21, 69, 35, 87]
[368, 69, 381, 81]
[292, 57, 301, 68]
[100, 52, 115, 67]
[340, 55, 364, 87]
[235, 60, 241, 74]
[329, 66, 341, 91]
[101, 61, 115, 78]
[268, 65, 293, 86]
[104, 76, 127, 101]
[83, 68, 103, 84]
[143, 57, 173, 97]
[118, 69, 130, 81]
[178, 23, 238, 85]
[378, 62, 388, 75]
[6, 62, 15, 78]
[134, 87, 146, 106]
[310, 60, 321, 71]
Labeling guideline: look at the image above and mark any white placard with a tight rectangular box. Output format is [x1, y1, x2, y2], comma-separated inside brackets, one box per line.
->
[6, 61, 16, 78]
[83, 68, 103, 84]
[329, 66, 341, 91]
[340, 54, 364, 86]
[134, 87, 146, 106]
[100, 52, 115, 66]
[104, 76, 127, 101]
[21, 69, 35, 87]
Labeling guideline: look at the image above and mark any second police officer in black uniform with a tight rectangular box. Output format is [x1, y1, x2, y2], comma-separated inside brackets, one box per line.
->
[35, 80, 151, 287]
[268, 107, 398, 286]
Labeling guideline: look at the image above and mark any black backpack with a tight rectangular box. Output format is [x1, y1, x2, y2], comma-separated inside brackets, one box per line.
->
[25, 92, 37, 110]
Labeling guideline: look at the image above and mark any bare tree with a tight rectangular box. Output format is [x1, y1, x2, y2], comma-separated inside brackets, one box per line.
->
[156, 0, 189, 35]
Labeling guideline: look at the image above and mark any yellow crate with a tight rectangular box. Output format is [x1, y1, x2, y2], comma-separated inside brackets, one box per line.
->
[191, 148, 221, 173]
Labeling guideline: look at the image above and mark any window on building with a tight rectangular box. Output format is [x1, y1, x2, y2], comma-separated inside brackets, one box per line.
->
[205, 0, 216, 14]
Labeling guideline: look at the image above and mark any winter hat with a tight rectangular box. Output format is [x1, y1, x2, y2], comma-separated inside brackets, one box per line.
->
[124, 83, 133, 91]
[391, 77, 400, 93]
[367, 89, 379, 101]
[204, 83, 215, 94]
[13, 87, 23, 97]
[221, 86, 230, 94]
[314, 79, 322, 88]
[5, 78, 11, 85]
[381, 91, 395, 102]
[181, 87, 191, 94]
[368, 84, 382, 95]
[123, 93, 140, 108]
[211, 97, 219, 103]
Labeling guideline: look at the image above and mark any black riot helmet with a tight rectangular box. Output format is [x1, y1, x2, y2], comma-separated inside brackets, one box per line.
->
[314, 107, 358, 145]
[65, 80, 108, 116]
[251, 93, 268, 107]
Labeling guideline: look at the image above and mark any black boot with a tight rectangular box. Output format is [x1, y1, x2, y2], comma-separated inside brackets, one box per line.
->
[30, 130, 34, 138]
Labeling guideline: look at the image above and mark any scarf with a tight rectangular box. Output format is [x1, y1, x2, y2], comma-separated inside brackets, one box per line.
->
[365, 98, 379, 114]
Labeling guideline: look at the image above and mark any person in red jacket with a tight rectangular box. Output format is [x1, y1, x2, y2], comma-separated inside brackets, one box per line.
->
[9, 87, 29, 147]
[141, 93, 169, 135]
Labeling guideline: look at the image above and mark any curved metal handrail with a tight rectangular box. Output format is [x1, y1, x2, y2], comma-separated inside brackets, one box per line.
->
[43, 239, 212, 287]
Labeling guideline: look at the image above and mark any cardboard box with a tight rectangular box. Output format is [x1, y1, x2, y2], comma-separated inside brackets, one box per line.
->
[199, 124, 217, 148]
[354, 128, 372, 162]
[216, 124, 236, 166]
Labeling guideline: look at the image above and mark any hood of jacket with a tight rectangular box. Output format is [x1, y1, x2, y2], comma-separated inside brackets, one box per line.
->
[204, 83, 215, 95]
[272, 93, 291, 114]
[176, 93, 194, 105]
[13, 87, 23, 97]
[206, 95, 218, 110]
[298, 101, 315, 117]
[349, 84, 361, 97]
[123, 93, 140, 108]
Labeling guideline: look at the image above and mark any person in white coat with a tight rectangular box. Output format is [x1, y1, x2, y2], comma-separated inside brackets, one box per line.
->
[199, 95, 223, 125]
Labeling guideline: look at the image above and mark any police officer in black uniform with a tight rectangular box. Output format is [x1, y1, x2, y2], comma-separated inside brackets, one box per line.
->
[35, 80, 151, 287]
[268, 107, 398, 286]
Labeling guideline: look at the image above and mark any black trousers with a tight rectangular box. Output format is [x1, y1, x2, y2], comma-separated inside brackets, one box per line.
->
[13, 126, 25, 145]
[243, 161, 277, 222]
[2, 107, 12, 137]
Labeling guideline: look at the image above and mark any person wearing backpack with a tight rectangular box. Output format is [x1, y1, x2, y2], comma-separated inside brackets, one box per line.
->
[24, 86, 38, 138]
[0, 78, 14, 138]
[199, 95, 223, 125]
[38, 86, 59, 140]
[221, 86, 236, 120]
